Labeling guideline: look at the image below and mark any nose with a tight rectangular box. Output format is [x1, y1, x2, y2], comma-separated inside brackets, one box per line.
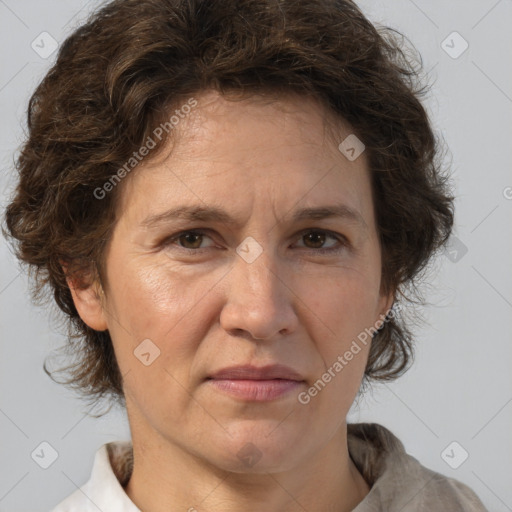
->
[219, 247, 299, 341]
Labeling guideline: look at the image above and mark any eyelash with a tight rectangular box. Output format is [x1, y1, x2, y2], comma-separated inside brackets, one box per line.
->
[161, 228, 348, 255]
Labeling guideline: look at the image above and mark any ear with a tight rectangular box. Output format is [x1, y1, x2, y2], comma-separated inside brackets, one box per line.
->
[62, 263, 109, 332]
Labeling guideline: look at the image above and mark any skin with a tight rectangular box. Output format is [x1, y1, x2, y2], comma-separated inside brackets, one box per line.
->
[69, 89, 393, 512]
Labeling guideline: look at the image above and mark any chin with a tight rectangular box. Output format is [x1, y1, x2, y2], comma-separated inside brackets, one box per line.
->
[204, 421, 308, 473]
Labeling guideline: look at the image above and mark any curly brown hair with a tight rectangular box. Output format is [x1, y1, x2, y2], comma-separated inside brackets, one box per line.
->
[3, 0, 453, 408]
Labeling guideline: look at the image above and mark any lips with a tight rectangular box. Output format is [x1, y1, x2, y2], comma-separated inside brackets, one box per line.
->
[208, 364, 305, 382]
[206, 364, 305, 401]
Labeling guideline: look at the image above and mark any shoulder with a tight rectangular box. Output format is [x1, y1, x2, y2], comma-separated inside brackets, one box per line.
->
[50, 488, 89, 512]
[50, 441, 138, 512]
[348, 422, 489, 512]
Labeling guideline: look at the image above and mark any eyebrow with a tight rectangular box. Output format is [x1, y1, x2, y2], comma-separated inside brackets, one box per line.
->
[140, 204, 367, 232]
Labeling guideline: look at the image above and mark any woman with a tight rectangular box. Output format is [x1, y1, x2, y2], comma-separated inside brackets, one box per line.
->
[3, 0, 488, 510]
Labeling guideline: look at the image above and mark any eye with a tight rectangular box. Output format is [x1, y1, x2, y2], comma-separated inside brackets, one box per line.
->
[163, 230, 216, 252]
[161, 228, 347, 255]
[293, 229, 347, 254]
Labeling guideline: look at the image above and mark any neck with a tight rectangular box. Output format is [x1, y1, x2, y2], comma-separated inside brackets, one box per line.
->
[124, 422, 370, 512]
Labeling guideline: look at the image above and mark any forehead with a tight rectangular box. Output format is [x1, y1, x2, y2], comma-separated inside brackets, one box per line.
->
[116, 90, 373, 227]
[171, 90, 349, 155]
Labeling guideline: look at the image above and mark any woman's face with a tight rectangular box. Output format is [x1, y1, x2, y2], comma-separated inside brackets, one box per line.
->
[76, 90, 392, 472]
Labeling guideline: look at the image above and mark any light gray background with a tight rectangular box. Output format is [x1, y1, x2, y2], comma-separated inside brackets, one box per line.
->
[1, 1, 511, 511]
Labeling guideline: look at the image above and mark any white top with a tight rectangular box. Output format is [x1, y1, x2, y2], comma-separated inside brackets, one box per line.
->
[51, 440, 140, 512]
[51, 423, 488, 511]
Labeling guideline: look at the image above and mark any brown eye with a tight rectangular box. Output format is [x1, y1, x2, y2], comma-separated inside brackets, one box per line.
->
[302, 231, 327, 249]
[177, 232, 204, 249]
[162, 230, 216, 252]
[295, 229, 344, 253]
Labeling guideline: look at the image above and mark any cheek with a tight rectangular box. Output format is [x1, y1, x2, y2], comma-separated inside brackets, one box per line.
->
[299, 277, 375, 419]
[104, 256, 226, 380]
[108, 256, 218, 333]
[301, 265, 382, 339]
[297, 265, 381, 395]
